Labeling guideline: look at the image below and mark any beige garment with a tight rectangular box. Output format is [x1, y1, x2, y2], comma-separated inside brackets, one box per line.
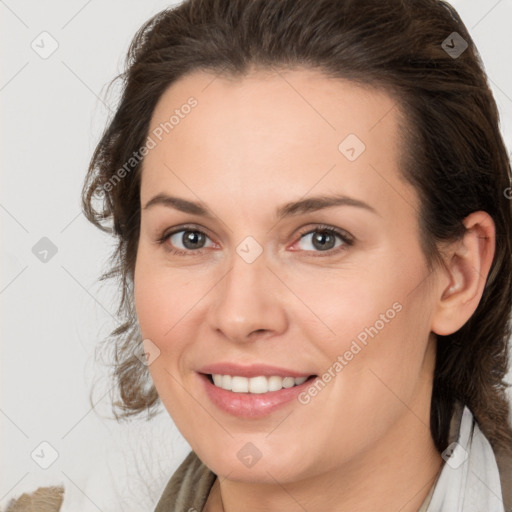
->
[3, 486, 64, 512]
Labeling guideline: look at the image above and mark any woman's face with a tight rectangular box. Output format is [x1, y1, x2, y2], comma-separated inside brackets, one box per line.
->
[134, 68, 441, 483]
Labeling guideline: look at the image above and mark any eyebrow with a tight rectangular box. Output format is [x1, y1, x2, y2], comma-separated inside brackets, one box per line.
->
[143, 193, 378, 219]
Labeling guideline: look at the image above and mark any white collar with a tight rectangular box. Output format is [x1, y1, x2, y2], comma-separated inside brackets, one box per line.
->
[426, 404, 505, 512]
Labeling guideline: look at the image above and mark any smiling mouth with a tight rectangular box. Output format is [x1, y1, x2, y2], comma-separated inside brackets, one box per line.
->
[204, 373, 317, 394]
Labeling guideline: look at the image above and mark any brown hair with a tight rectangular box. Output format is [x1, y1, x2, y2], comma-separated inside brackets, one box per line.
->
[82, 0, 512, 455]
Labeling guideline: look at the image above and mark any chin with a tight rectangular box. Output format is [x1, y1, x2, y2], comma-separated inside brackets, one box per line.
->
[202, 448, 312, 485]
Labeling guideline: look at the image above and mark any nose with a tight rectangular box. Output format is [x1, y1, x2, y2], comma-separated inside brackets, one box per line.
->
[207, 250, 289, 343]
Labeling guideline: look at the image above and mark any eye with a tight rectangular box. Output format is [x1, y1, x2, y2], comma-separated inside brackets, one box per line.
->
[156, 226, 216, 255]
[293, 225, 353, 254]
[156, 224, 353, 257]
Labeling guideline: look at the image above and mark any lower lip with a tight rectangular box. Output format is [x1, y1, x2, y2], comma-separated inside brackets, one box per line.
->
[198, 373, 317, 418]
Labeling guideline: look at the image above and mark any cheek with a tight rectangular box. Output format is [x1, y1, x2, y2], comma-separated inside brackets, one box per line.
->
[133, 270, 170, 340]
[294, 248, 432, 379]
[133, 251, 215, 367]
[133, 256, 204, 417]
[134, 247, 193, 333]
[293, 272, 433, 451]
[281, 263, 409, 348]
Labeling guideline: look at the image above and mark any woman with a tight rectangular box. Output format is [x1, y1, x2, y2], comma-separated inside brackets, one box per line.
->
[81, 0, 512, 510]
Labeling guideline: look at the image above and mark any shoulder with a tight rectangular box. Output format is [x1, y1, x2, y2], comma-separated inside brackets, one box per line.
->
[153, 451, 217, 512]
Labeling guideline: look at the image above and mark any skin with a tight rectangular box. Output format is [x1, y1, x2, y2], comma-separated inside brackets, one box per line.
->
[133, 67, 495, 512]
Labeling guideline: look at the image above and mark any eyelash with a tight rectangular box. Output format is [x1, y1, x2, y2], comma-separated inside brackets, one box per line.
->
[155, 223, 354, 257]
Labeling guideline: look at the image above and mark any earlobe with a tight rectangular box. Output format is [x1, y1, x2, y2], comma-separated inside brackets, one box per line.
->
[431, 211, 495, 336]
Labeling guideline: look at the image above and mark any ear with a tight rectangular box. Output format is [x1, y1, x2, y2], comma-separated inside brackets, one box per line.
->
[431, 211, 495, 336]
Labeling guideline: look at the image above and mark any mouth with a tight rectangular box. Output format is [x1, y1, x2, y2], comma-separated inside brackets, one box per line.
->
[198, 372, 318, 418]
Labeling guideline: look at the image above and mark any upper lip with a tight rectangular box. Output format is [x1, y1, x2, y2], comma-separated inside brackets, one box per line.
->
[197, 362, 315, 378]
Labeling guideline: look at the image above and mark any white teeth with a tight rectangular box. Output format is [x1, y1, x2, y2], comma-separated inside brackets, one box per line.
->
[221, 375, 232, 389]
[231, 376, 249, 393]
[268, 375, 283, 392]
[248, 376, 268, 394]
[211, 374, 310, 393]
[282, 376, 295, 388]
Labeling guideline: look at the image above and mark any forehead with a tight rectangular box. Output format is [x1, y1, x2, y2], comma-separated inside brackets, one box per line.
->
[146, 66, 400, 153]
[140, 67, 415, 222]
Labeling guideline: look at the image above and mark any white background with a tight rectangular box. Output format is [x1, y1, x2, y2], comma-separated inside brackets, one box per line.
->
[1, 0, 512, 510]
